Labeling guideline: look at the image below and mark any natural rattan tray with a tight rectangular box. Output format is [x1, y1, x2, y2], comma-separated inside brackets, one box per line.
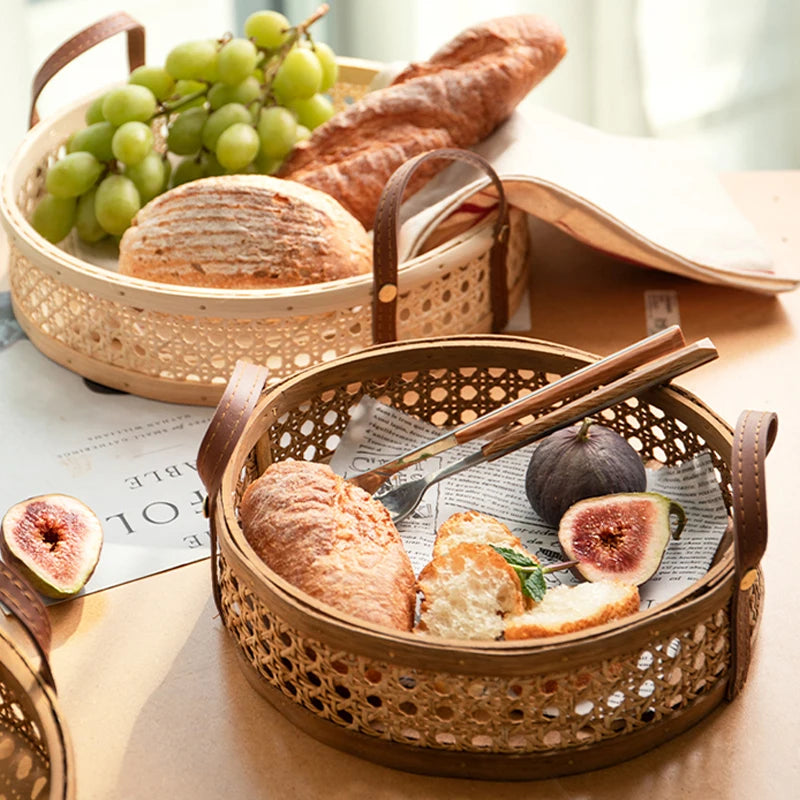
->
[0, 14, 529, 406]
[198, 336, 776, 780]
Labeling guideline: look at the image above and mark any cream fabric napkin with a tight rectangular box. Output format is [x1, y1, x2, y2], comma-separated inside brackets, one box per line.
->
[401, 105, 797, 294]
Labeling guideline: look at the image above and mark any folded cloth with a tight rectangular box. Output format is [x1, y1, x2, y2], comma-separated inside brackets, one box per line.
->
[400, 105, 798, 294]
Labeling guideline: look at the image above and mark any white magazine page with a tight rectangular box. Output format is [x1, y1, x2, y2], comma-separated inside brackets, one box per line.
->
[329, 396, 729, 610]
[0, 297, 213, 600]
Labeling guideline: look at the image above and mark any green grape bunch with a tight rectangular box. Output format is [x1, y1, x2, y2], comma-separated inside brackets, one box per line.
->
[32, 5, 338, 246]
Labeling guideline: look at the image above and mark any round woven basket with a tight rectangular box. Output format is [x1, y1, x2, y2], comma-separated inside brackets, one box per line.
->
[0, 15, 529, 406]
[200, 335, 776, 780]
[0, 562, 75, 799]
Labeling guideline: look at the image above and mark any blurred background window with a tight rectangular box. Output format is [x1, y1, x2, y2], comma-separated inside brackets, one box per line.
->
[4, 0, 800, 172]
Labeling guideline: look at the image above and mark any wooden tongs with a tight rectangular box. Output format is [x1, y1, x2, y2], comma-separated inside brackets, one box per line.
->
[346, 326, 718, 523]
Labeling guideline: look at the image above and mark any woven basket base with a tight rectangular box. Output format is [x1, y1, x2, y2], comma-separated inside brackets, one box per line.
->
[11, 250, 531, 407]
[14, 306, 226, 405]
[234, 647, 728, 781]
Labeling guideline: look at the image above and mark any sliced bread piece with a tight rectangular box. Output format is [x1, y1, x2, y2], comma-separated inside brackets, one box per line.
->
[433, 510, 535, 561]
[504, 580, 640, 640]
[415, 542, 525, 641]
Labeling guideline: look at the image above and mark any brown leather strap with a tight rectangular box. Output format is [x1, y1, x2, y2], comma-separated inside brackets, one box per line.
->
[197, 361, 269, 612]
[0, 560, 56, 691]
[727, 409, 778, 700]
[371, 148, 510, 344]
[29, 12, 146, 128]
[197, 361, 269, 500]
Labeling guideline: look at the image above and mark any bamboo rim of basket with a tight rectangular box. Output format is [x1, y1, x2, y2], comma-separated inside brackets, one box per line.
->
[0, 626, 74, 798]
[216, 334, 736, 670]
[0, 57, 504, 319]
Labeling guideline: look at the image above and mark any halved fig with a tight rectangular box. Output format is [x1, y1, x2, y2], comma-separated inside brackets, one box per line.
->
[557, 492, 686, 586]
[1, 494, 103, 599]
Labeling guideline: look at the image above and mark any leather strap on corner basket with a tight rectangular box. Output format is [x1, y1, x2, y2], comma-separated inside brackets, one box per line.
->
[0, 560, 56, 691]
[197, 361, 269, 611]
[29, 12, 146, 128]
[371, 148, 510, 344]
[727, 409, 778, 700]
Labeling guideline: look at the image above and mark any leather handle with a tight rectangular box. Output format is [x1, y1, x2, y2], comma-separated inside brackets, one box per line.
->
[371, 148, 510, 344]
[727, 409, 778, 700]
[0, 560, 56, 691]
[29, 11, 146, 128]
[197, 361, 269, 612]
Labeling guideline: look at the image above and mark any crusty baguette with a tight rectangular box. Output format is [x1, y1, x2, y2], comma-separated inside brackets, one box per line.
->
[279, 15, 567, 228]
[504, 580, 640, 640]
[239, 460, 415, 631]
[433, 510, 534, 561]
[415, 542, 525, 640]
[118, 174, 371, 288]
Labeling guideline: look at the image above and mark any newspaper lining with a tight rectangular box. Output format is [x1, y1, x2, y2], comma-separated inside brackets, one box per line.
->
[330, 396, 729, 610]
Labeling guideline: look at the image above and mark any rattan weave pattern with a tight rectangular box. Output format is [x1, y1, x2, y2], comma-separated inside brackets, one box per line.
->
[8, 208, 529, 391]
[0, 668, 50, 796]
[251, 363, 729, 508]
[0, 627, 73, 798]
[218, 555, 760, 755]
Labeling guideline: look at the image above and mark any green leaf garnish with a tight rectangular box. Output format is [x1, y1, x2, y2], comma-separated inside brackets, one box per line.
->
[491, 545, 537, 569]
[522, 569, 547, 603]
[490, 546, 578, 603]
[491, 545, 546, 602]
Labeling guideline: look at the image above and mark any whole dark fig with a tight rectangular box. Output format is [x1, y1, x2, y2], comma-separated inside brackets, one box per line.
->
[525, 418, 647, 526]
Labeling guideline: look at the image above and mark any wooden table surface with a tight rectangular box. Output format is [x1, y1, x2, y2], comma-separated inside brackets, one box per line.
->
[2, 172, 799, 798]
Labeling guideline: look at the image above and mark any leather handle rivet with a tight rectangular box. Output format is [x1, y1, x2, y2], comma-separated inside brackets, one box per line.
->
[378, 284, 397, 303]
[739, 568, 758, 591]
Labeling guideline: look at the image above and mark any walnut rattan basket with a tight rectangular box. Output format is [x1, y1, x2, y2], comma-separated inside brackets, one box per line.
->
[197, 336, 777, 780]
[0, 14, 529, 406]
[0, 562, 75, 798]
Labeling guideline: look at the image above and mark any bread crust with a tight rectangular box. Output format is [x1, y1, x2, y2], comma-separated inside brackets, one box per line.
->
[118, 174, 372, 288]
[239, 460, 416, 631]
[433, 510, 535, 561]
[504, 581, 640, 640]
[279, 15, 567, 228]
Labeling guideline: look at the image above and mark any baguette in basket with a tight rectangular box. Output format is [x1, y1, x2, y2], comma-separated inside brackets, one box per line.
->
[280, 14, 567, 228]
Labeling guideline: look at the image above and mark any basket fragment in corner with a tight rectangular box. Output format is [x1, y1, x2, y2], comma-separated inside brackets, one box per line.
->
[197, 337, 777, 780]
[0, 560, 76, 798]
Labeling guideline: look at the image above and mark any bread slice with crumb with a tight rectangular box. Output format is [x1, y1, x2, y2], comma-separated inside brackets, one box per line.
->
[504, 580, 640, 640]
[415, 542, 525, 640]
[433, 510, 535, 561]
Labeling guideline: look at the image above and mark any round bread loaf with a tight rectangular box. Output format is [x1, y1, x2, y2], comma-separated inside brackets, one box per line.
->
[239, 460, 416, 632]
[117, 174, 372, 288]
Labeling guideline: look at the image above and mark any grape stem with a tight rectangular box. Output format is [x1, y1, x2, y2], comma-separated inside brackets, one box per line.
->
[145, 5, 332, 146]
[155, 89, 209, 118]
[259, 3, 330, 103]
[294, 4, 330, 38]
